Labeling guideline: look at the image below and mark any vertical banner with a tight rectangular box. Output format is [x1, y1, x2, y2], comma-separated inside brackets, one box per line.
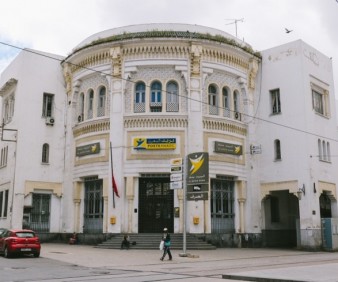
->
[186, 152, 209, 201]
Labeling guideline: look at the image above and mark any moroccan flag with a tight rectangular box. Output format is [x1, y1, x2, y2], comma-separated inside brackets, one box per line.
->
[112, 174, 120, 198]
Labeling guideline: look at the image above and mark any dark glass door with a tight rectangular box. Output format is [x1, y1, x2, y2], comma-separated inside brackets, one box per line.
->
[139, 177, 173, 233]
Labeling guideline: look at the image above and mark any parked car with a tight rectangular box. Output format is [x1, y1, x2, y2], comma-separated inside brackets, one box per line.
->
[0, 229, 41, 258]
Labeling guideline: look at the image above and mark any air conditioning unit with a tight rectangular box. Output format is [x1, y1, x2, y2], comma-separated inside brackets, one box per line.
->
[234, 112, 241, 121]
[46, 117, 55, 125]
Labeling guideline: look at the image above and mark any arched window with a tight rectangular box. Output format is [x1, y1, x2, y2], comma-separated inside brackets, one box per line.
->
[166, 81, 179, 112]
[42, 143, 49, 163]
[150, 81, 162, 112]
[87, 89, 94, 119]
[208, 84, 218, 115]
[78, 93, 84, 122]
[327, 142, 331, 162]
[233, 90, 241, 120]
[274, 139, 281, 160]
[97, 87, 106, 117]
[318, 139, 322, 160]
[134, 82, 145, 113]
[222, 87, 230, 117]
[322, 140, 327, 161]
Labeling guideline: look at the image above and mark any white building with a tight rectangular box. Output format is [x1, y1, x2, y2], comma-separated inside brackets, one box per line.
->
[0, 24, 337, 249]
[0, 49, 65, 232]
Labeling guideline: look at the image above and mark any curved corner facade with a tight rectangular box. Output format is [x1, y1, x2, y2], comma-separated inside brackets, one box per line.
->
[62, 24, 260, 238]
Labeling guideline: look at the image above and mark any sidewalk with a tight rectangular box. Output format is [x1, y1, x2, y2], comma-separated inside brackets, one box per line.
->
[41, 243, 338, 282]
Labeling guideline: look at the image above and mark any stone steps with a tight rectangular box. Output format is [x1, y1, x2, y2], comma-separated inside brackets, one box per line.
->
[96, 233, 216, 250]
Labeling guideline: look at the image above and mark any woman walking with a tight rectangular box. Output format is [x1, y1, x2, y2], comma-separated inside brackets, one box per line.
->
[160, 227, 172, 261]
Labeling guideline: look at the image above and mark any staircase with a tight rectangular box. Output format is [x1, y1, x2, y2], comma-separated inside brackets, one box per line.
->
[96, 233, 216, 250]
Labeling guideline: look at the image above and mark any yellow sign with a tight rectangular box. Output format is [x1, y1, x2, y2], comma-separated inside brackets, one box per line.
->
[133, 138, 176, 150]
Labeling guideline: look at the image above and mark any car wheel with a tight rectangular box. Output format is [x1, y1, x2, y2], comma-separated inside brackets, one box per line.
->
[4, 247, 11, 258]
[33, 252, 40, 258]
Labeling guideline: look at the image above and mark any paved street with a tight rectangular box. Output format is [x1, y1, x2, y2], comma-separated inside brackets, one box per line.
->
[2, 243, 338, 281]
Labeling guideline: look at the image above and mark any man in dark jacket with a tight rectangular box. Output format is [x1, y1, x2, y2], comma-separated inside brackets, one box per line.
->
[160, 227, 172, 261]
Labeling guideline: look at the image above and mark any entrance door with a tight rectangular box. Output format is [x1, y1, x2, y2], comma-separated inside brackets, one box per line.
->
[139, 177, 173, 233]
[83, 178, 103, 234]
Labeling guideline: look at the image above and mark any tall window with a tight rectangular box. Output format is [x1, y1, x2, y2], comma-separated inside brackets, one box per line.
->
[208, 84, 218, 115]
[327, 142, 331, 162]
[312, 85, 329, 117]
[3, 95, 15, 123]
[222, 87, 230, 117]
[0, 190, 9, 218]
[233, 90, 241, 120]
[0, 146, 8, 168]
[87, 89, 94, 119]
[319, 139, 331, 162]
[318, 139, 322, 160]
[97, 86, 106, 117]
[134, 82, 146, 113]
[270, 89, 281, 114]
[166, 81, 179, 112]
[42, 143, 49, 163]
[79, 93, 84, 121]
[42, 93, 54, 117]
[274, 139, 281, 160]
[150, 81, 162, 112]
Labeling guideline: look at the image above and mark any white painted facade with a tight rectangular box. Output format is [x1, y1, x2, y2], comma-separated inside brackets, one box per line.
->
[0, 24, 337, 249]
[0, 49, 66, 232]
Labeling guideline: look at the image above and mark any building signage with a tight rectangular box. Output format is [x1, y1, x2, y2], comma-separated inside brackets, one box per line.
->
[187, 191, 208, 201]
[170, 173, 182, 182]
[76, 142, 100, 157]
[187, 152, 209, 185]
[170, 157, 183, 190]
[170, 181, 183, 189]
[133, 138, 176, 150]
[187, 152, 209, 201]
[214, 141, 242, 155]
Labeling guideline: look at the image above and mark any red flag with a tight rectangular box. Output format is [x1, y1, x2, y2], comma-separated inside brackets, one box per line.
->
[112, 174, 120, 198]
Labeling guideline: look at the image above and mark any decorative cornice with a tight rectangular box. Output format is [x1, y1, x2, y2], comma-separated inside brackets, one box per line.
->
[124, 116, 188, 129]
[71, 30, 261, 58]
[203, 118, 247, 136]
[73, 119, 110, 137]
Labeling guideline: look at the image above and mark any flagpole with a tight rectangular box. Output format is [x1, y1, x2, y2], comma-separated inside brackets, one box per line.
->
[110, 142, 115, 208]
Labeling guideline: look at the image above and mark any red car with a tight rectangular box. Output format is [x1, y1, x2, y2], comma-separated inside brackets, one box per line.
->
[0, 229, 41, 258]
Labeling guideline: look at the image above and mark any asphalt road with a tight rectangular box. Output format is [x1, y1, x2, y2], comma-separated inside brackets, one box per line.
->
[1, 243, 338, 281]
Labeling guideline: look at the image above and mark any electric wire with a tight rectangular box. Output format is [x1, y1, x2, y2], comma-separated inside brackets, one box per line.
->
[1, 40, 338, 146]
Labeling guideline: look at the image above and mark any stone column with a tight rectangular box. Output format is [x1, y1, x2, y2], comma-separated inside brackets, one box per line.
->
[237, 180, 247, 233]
[126, 176, 134, 233]
[73, 199, 81, 232]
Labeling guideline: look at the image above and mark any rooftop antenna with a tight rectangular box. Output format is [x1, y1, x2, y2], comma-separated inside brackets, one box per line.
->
[225, 18, 244, 37]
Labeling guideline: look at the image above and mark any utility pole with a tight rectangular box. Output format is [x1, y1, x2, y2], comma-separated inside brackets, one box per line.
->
[225, 18, 244, 38]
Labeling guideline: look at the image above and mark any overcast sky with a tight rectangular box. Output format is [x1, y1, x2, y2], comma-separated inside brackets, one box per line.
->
[1, 0, 338, 97]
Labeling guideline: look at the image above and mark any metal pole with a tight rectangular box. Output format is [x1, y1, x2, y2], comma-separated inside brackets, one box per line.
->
[183, 156, 187, 254]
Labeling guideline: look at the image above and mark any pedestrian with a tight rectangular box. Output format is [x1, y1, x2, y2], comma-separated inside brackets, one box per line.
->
[160, 227, 172, 261]
[121, 234, 130, 250]
[69, 232, 79, 245]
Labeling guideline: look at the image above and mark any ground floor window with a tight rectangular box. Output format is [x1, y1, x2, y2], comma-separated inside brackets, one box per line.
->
[210, 178, 235, 233]
[83, 178, 103, 234]
[30, 193, 51, 232]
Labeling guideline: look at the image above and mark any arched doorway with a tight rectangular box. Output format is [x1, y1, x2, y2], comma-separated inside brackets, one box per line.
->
[262, 190, 299, 248]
